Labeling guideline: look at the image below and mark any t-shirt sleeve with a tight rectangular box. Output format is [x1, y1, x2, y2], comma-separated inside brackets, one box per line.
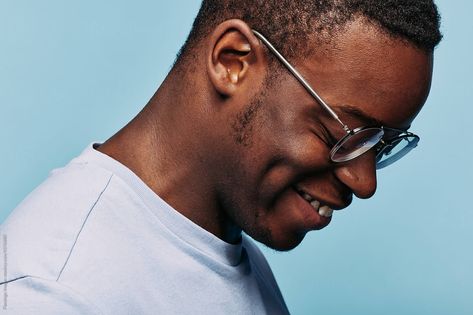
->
[1, 276, 103, 315]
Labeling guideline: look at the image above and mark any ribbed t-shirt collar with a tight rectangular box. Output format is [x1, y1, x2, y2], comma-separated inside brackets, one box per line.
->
[75, 143, 243, 267]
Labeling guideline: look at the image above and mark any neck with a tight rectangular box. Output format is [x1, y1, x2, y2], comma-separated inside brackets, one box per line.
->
[97, 70, 242, 244]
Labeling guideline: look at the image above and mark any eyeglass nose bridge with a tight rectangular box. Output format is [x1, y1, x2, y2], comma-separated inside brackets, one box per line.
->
[375, 139, 390, 157]
[375, 134, 420, 169]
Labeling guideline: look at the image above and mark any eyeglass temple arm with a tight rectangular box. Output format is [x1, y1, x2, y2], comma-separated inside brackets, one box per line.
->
[252, 30, 350, 133]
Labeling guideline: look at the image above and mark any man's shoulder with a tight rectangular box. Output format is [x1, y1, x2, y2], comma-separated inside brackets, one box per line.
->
[0, 158, 114, 282]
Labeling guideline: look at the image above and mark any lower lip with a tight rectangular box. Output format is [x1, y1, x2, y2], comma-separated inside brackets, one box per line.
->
[293, 189, 331, 231]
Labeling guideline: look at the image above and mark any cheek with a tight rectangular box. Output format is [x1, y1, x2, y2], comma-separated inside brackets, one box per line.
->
[278, 130, 331, 173]
[273, 105, 332, 167]
[225, 99, 331, 202]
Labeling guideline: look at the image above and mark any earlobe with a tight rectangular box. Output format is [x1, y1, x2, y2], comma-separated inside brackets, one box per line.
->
[207, 20, 263, 97]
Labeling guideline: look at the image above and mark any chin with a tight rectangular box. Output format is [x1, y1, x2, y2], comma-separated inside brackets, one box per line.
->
[252, 229, 307, 252]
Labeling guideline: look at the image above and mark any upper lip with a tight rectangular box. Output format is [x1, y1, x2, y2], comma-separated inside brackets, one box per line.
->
[294, 185, 352, 210]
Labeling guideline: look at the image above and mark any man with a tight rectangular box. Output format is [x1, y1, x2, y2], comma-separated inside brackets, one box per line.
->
[1, 1, 442, 314]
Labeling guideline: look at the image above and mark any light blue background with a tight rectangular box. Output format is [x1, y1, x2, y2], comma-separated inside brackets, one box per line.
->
[1, 1, 471, 314]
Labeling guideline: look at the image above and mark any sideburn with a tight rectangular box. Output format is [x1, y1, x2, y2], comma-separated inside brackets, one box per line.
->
[231, 96, 264, 147]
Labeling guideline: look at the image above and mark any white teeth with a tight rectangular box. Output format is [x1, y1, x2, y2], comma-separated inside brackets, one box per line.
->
[302, 193, 313, 202]
[297, 188, 334, 217]
[318, 205, 333, 218]
[310, 200, 320, 209]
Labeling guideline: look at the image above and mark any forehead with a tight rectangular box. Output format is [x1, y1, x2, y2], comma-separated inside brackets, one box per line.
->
[298, 18, 433, 129]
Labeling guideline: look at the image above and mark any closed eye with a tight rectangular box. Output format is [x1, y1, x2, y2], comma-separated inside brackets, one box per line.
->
[319, 123, 338, 147]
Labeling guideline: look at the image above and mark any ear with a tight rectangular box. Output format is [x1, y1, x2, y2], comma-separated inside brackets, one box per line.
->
[207, 19, 266, 97]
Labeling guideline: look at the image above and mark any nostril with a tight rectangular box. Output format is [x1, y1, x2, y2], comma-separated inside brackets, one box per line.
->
[343, 193, 353, 206]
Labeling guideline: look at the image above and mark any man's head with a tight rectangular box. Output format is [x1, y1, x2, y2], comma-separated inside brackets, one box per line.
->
[115, 1, 441, 251]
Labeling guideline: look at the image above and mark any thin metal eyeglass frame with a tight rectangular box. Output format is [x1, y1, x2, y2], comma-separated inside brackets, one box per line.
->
[252, 30, 351, 133]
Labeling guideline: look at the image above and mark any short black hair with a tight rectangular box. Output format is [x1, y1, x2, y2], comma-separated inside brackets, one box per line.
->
[178, 0, 442, 62]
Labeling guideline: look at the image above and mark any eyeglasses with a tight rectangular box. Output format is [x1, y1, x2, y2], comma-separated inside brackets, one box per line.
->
[252, 30, 420, 169]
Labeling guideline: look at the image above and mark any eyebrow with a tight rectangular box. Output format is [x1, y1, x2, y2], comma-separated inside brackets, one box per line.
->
[334, 104, 384, 127]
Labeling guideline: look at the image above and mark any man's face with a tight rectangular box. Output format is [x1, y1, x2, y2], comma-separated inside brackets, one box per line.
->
[216, 20, 433, 251]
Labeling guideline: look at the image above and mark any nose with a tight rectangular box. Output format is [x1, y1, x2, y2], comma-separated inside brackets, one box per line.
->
[334, 152, 377, 199]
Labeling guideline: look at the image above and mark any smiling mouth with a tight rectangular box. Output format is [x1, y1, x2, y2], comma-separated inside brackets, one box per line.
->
[294, 187, 334, 218]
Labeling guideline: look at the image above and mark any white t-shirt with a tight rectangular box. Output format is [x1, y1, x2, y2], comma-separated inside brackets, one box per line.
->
[0, 144, 289, 314]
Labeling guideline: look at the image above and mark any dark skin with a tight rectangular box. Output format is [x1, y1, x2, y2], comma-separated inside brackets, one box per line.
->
[98, 18, 433, 251]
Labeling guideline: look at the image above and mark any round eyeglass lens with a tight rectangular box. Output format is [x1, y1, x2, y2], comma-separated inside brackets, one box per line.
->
[330, 127, 384, 163]
[376, 135, 419, 169]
